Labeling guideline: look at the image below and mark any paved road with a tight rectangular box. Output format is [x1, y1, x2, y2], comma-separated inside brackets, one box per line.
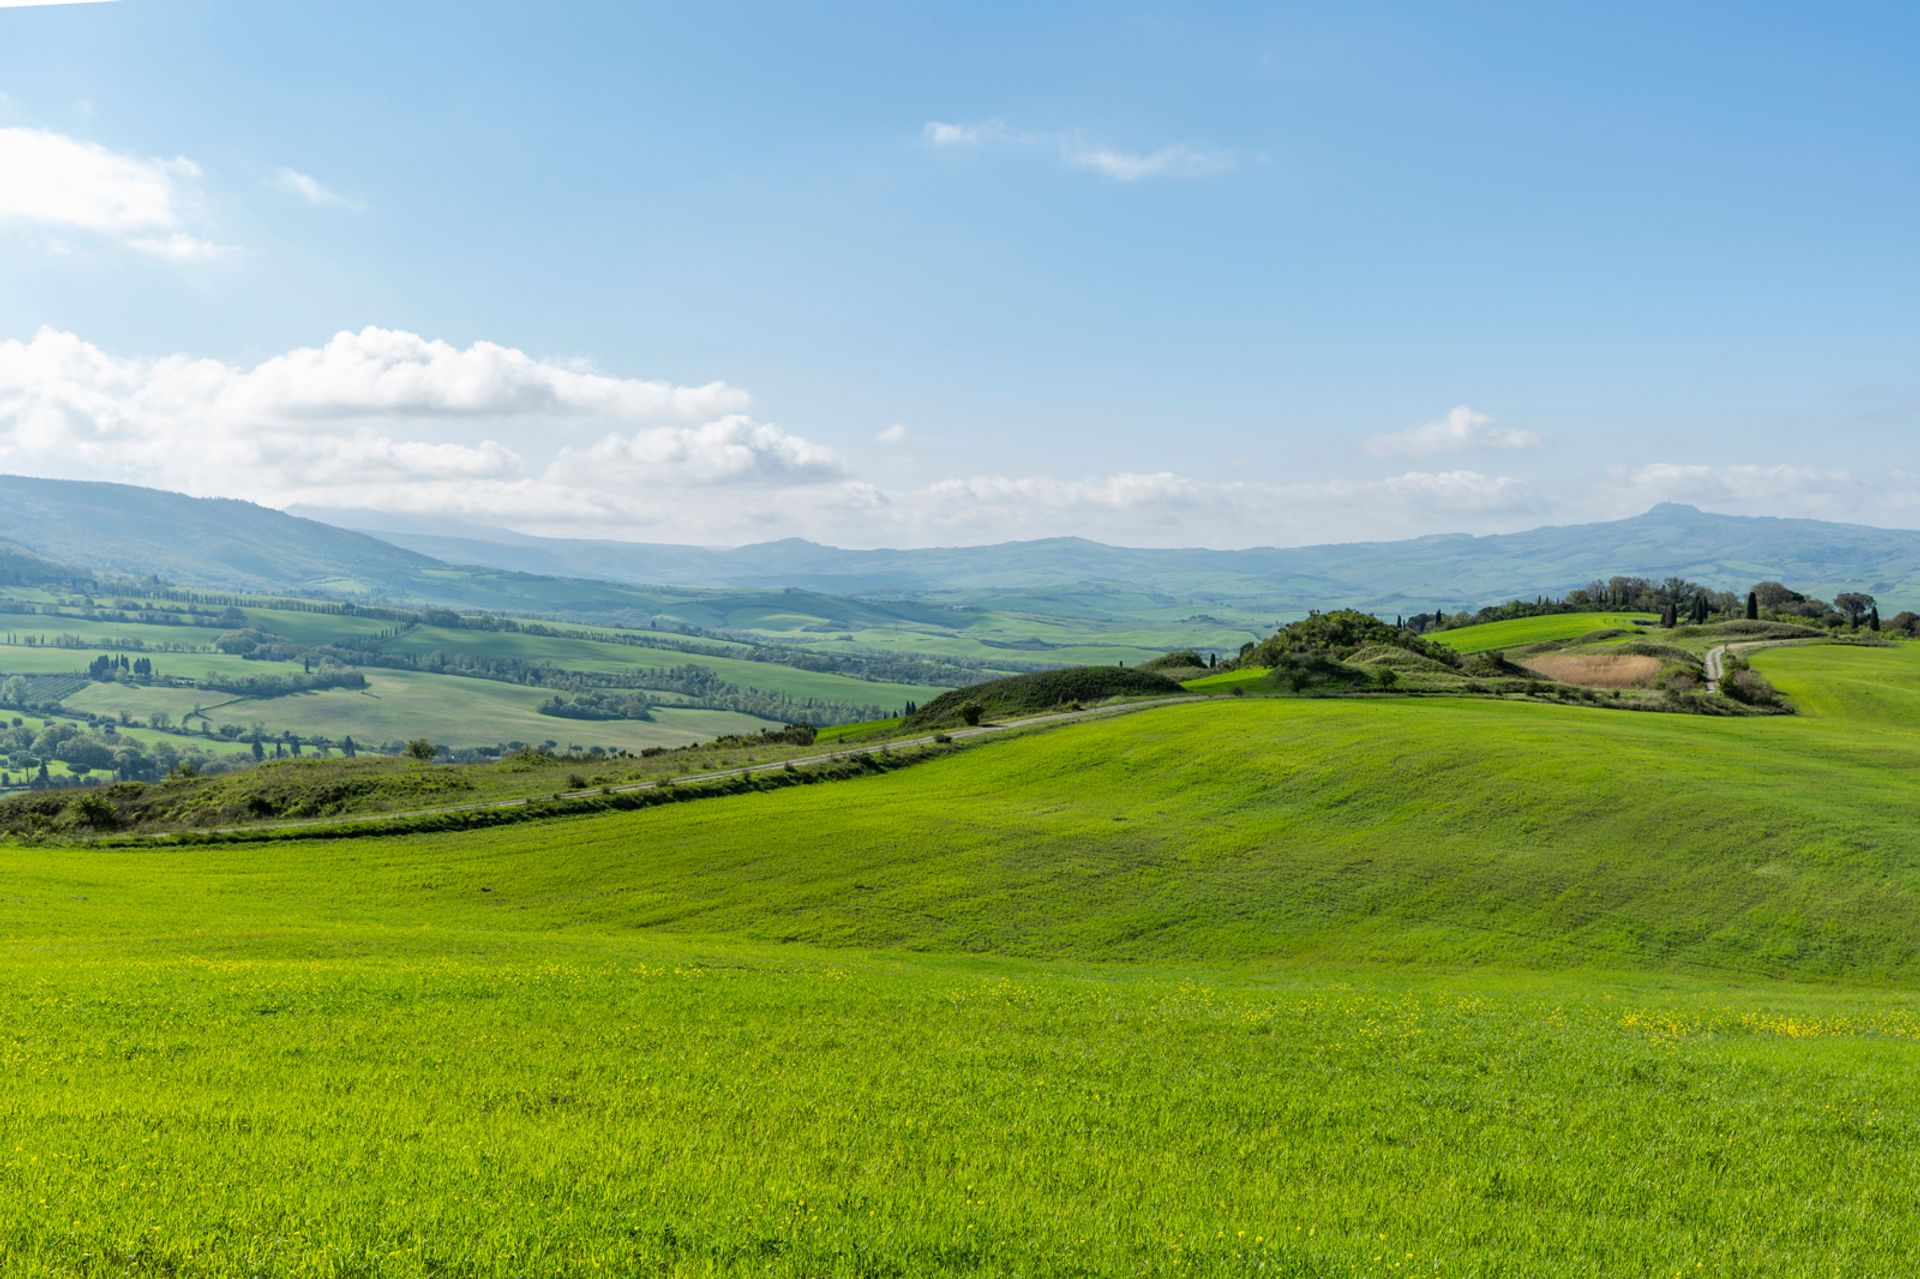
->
[163, 694, 1215, 840]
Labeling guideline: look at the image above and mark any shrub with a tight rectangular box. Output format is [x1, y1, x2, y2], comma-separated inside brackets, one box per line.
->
[405, 739, 437, 761]
[65, 791, 118, 831]
[1722, 666, 1783, 707]
[959, 703, 985, 727]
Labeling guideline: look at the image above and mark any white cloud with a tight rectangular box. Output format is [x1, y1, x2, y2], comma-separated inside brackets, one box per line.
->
[0, 125, 232, 258]
[1366, 405, 1541, 458]
[872, 468, 1540, 547]
[0, 326, 761, 515]
[921, 120, 1009, 148]
[921, 120, 1238, 181]
[549, 416, 842, 487]
[876, 423, 910, 445]
[1065, 143, 1236, 182]
[45, 329, 1913, 552]
[1601, 463, 1856, 507]
[275, 167, 361, 210]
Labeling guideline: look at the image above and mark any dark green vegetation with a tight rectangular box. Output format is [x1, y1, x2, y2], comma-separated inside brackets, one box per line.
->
[901, 665, 1185, 729]
[4, 642, 1920, 1275]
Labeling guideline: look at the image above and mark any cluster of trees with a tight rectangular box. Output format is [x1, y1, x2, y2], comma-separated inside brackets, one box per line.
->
[213, 628, 307, 661]
[0, 716, 237, 787]
[196, 670, 367, 697]
[536, 691, 655, 721]
[87, 653, 157, 680]
[1242, 610, 1451, 665]
[634, 662, 893, 725]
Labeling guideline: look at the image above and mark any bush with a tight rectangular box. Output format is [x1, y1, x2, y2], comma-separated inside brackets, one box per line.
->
[1722, 667, 1783, 707]
[405, 739, 437, 761]
[65, 791, 118, 831]
[959, 703, 985, 726]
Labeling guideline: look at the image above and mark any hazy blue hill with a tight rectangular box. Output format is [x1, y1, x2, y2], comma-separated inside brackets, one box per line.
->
[12, 475, 1920, 618]
[0, 476, 442, 593]
[0, 537, 83, 586]
[0, 477, 979, 631]
[324, 500, 1920, 611]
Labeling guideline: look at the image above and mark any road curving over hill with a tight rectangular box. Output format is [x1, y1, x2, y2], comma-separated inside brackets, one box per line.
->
[1703, 637, 1829, 693]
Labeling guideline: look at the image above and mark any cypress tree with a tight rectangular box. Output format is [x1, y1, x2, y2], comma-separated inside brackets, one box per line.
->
[1871, 607, 1882, 632]
[1746, 590, 1759, 620]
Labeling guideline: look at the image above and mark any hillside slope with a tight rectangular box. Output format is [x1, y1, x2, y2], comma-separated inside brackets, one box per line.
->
[72, 640, 1919, 980]
[0, 475, 442, 593]
[7, 642, 1920, 1275]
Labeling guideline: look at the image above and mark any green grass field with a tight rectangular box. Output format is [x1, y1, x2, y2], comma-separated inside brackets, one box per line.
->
[197, 668, 782, 752]
[4, 642, 1920, 1273]
[1432, 612, 1658, 652]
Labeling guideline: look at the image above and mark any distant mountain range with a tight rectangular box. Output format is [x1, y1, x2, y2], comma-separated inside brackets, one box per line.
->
[1, 475, 1916, 615]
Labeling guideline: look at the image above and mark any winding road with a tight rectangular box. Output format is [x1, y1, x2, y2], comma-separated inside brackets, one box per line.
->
[1702, 637, 1824, 693]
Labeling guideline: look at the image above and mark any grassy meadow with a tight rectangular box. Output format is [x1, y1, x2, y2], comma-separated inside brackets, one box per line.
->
[1430, 611, 1658, 652]
[3, 641, 1920, 1273]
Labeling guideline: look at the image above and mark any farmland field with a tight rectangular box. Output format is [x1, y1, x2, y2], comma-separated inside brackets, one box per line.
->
[4, 642, 1920, 1274]
[174, 667, 782, 753]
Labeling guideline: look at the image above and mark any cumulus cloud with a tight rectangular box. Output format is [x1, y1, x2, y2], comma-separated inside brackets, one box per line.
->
[1366, 406, 1541, 458]
[0, 326, 769, 517]
[1600, 463, 1858, 508]
[274, 167, 361, 210]
[550, 416, 842, 487]
[0, 323, 1564, 545]
[866, 468, 1541, 547]
[0, 126, 233, 258]
[922, 120, 1238, 181]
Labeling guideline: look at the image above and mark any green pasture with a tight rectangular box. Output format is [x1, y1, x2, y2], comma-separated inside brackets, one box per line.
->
[196, 667, 780, 752]
[0, 645, 304, 681]
[0, 612, 231, 651]
[1432, 612, 1658, 652]
[378, 623, 945, 708]
[5, 642, 1920, 1273]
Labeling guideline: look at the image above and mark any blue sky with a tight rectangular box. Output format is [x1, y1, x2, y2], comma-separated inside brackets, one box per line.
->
[0, 0, 1916, 547]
